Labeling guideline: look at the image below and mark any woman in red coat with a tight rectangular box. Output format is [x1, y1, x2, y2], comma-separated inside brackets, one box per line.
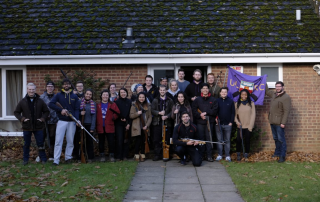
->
[96, 89, 120, 162]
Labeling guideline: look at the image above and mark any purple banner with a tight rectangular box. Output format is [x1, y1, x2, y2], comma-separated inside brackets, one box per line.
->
[227, 67, 267, 105]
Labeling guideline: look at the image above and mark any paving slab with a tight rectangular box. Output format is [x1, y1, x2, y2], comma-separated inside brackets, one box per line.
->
[124, 160, 244, 202]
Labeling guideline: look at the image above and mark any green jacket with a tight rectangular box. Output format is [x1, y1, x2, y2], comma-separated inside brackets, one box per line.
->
[208, 83, 221, 99]
[151, 97, 174, 127]
[265, 85, 291, 125]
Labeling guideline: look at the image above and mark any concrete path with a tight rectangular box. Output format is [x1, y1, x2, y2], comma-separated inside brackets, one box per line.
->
[123, 160, 244, 202]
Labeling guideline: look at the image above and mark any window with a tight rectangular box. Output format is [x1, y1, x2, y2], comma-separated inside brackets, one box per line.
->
[257, 64, 283, 88]
[0, 66, 26, 135]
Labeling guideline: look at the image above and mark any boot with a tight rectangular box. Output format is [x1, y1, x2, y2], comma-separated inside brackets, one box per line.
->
[244, 153, 248, 159]
[278, 156, 285, 163]
[140, 154, 145, 162]
[134, 154, 140, 162]
[100, 153, 106, 162]
[237, 152, 241, 161]
[109, 153, 115, 162]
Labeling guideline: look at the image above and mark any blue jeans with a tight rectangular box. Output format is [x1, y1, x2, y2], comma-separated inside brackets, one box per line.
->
[215, 124, 232, 156]
[271, 124, 287, 157]
[23, 130, 47, 162]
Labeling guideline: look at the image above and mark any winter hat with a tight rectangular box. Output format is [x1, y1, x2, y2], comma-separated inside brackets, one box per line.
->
[134, 83, 142, 92]
[46, 81, 55, 86]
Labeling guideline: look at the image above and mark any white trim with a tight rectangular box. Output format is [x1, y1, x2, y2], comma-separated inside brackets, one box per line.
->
[0, 132, 23, 137]
[0, 66, 26, 119]
[1, 53, 320, 65]
[257, 63, 283, 88]
[147, 64, 175, 81]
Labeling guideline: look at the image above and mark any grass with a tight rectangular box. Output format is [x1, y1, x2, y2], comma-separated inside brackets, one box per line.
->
[0, 160, 138, 201]
[222, 160, 320, 202]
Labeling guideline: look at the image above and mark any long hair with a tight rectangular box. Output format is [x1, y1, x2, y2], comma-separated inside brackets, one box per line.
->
[136, 92, 148, 109]
[176, 92, 190, 106]
[236, 89, 252, 109]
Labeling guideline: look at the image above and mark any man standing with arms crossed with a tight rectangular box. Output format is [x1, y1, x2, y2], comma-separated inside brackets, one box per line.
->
[49, 79, 80, 165]
[265, 81, 291, 163]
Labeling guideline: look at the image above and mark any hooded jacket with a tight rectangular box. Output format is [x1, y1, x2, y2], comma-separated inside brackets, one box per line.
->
[142, 83, 159, 102]
[184, 81, 202, 103]
[14, 93, 50, 131]
[48, 90, 80, 122]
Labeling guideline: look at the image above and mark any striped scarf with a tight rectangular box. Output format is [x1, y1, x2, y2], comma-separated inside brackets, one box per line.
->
[80, 98, 95, 114]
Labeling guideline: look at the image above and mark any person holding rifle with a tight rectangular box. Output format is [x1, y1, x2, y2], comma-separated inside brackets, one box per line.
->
[115, 88, 132, 161]
[215, 87, 235, 162]
[171, 92, 193, 126]
[130, 92, 152, 162]
[49, 79, 80, 166]
[78, 89, 96, 163]
[192, 83, 218, 162]
[40, 81, 58, 161]
[234, 89, 256, 161]
[14, 83, 50, 166]
[151, 85, 174, 161]
[96, 89, 120, 162]
[172, 111, 202, 166]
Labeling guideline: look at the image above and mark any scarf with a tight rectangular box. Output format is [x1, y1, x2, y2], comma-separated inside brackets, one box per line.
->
[240, 99, 248, 106]
[159, 96, 166, 111]
[80, 98, 95, 114]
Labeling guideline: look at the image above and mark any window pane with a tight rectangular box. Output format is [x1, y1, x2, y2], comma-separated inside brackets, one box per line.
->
[154, 70, 174, 87]
[6, 70, 23, 116]
[261, 67, 278, 82]
[0, 70, 2, 117]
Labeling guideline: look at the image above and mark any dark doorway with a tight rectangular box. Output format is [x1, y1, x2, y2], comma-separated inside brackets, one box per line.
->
[180, 66, 208, 83]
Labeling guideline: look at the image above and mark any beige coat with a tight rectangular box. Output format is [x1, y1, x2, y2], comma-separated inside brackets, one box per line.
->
[234, 102, 256, 132]
[130, 102, 152, 137]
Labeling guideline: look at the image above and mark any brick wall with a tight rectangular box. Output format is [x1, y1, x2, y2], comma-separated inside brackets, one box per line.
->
[212, 64, 320, 152]
[27, 64, 148, 97]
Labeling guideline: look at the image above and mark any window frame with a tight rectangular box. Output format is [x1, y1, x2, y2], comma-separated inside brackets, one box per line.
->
[257, 63, 283, 88]
[0, 66, 27, 120]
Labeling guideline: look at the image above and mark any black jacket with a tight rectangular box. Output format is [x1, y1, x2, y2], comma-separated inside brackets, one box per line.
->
[192, 95, 218, 125]
[216, 97, 235, 125]
[173, 122, 199, 146]
[151, 96, 174, 127]
[143, 83, 159, 102]
[184, 81, 202, 103]
[14, 94, 50, 131]
[115, 97, 132, 126]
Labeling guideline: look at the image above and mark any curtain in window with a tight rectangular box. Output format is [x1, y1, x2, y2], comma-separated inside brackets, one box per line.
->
[0, 70, 2, 117]
[6, 70, 22, 116]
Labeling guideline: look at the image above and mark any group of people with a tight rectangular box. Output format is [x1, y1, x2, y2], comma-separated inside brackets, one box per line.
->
[14, 68, 291, 167]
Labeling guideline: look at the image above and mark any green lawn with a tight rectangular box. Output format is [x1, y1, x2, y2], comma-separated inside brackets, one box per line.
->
[222, 161, 320, 202]
[0, 160, 138, 201]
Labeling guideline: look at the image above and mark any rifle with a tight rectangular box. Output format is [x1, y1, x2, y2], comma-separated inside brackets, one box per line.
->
[55, 102, 99, 143]
[60, 69, 76, 90]
[80, 108, 86, 163]
[174, 103, 179, 127]
[178, 138, 225, 145]
[237, 114, 245, 156]
[139, 104, 150, 154]
[44, 122, 50, 149]
[197, 109, 213, 148]
[122, 72, 133, 88]
[124, 120, 129, 144]
[162, 103, 170, 162]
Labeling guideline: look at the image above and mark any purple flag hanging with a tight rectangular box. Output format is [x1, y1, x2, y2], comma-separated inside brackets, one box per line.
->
[227, 67, 267, 105]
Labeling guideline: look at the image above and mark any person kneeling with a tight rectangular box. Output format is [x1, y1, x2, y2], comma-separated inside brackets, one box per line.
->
[172, 112, 202, 167]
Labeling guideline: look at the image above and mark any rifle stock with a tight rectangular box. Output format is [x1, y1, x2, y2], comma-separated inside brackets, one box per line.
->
[80, 108, 86, 164]
[162, 120, 169, 161]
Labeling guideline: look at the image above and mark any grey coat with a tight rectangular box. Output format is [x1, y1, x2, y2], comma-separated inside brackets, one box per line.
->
[40, 92, 59, 124]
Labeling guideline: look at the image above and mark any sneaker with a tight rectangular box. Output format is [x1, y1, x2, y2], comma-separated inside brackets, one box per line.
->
[35, 156, 40, 163]
[48, 158, 54, 161]
[23, 161, 28, 166]
[207, 157, 214, 162]
[180, 160, 186, 166]
[100, 153, 106, 162]
[134, 154, 140, 162]
[215, 155, 222, 161]
[225, 156, 232, 162]
[52, 162, 58, 166]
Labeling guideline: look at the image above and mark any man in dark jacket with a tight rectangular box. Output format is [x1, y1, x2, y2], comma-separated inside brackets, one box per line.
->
[215, 87, 235, 162]
[143, 75, 159, 102]
[184, 69, 203, 104]
[40, 81, 59, 161]
[265, 81, 291, 163]
[49, 79, 80, 165]
[151, 85, 174, 161]
[173, 111, 202, 166]
[192, 83, 218, 162]
[14, 83, 50, 165]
